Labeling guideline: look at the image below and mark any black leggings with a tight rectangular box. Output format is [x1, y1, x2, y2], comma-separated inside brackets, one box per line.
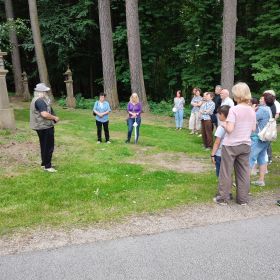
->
[96, 120, 109, 142]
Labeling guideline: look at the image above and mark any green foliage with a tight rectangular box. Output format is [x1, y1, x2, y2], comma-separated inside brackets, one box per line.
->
[1, 0, 280, 100]
[248, 0, 280, 93]
[0, 18, 31, 50]
[57, 94, 97, 109]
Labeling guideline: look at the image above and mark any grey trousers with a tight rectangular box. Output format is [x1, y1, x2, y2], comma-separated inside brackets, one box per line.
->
[218, 144, 251, 204]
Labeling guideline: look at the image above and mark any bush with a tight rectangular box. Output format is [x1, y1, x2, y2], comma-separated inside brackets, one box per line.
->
[57, 95, 192, 117]
[57, 94, 98, 109]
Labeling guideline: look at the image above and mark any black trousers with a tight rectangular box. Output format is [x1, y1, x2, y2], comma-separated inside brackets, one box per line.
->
[96, 120, 109, 142]
[36, 127, 54, 169]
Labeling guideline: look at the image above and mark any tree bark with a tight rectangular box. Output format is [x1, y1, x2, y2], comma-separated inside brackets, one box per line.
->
[4, 0, 23, 97]
[221, 0, 237, 93]
[28, 0, 53, 98]
[98, 0, 119, 109]
[125, 0, 149, 111]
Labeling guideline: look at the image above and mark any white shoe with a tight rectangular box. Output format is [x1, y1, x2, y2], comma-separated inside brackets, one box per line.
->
[106, 141, 111, 144]
[44, 167, 57, 173]
[97, 141, 101, 144]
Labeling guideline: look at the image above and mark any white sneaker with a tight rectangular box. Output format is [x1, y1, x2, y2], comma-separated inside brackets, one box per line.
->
[106, 141, 111, 144]
[44, 167, 57, 173]
[97, 141, 101, 144]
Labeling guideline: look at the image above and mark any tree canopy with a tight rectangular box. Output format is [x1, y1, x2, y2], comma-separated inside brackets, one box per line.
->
[0, 0, 279, 100]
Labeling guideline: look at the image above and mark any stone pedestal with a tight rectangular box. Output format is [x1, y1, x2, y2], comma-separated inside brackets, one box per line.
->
[0, 50, 16, 129]
[22, 71, 31, 101]
[64, 67, 76, 108]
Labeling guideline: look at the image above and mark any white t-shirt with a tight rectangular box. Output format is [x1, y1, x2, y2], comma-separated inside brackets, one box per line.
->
[221, 97, 234, 107]
[214, 125, 226, 156]
[274, 100, 280, 114]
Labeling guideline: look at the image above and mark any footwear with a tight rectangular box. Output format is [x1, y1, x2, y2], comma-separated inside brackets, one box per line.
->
[213, 196, 228, 205]
[252, 180, 265, 187]
[44, 167, 57, 173]
[125, 140, 130, 144]
[251, 170, 258, 176]
[197, 134, 202, 137]
[276, 200, 280, 206]
[239, 202, 248, 206]
[189, 131, 194, 134]
[97, 141, 101, 144]
[106, 141, 111, 144]
[41, 165, 45, 169]
[179, 128, 182, 130]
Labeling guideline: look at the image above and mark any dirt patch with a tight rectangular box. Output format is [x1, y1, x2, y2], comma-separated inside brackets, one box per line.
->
[0, 142, 38, 173]
[126, 151, 212, 173]
[0, 190, 279, 256]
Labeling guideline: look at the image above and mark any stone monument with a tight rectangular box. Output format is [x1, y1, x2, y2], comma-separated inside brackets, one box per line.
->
[22, 71, 31, 101]
[0, 50, 16, 129]
[64, 66, 76, 108]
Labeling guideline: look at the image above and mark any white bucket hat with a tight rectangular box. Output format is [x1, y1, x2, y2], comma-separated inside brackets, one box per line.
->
[34, 83, 50, 92]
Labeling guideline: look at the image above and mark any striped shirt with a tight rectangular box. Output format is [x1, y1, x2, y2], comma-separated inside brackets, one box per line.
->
[200, 100, 215, 120]
[191, 96, 203, 113]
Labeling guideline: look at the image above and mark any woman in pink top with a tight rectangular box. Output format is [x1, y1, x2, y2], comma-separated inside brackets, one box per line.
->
[214, 82, 256, 205]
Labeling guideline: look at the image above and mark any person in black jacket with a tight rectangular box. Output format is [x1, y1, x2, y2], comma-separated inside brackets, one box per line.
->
[212, 85, 222, 128]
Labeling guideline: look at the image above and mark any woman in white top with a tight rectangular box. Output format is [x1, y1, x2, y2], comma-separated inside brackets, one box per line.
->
[173, 90, 185, 130]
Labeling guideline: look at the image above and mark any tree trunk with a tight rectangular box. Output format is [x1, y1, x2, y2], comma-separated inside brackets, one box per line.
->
[4, 0, 23, 97]
[28, 0, 53, 99]
[221, 0, 237, 93]
[125, 0, 149, 111]
[98, 0, 119, 109]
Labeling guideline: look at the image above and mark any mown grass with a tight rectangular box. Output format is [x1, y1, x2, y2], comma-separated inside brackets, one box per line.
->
[0, 105, 279, 236]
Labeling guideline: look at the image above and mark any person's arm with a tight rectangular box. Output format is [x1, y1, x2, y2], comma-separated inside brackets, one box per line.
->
[204, 102, 215, 114]
[135, 103, 142, 117]
[191, 98, 197, 107]
[36, 99, 59, 122]
[211, 137, 221, 164]
[93, 102, 102, 117]
[222, 121, 235, 133]
[40, 111, 59, 122]
[100, 102, 111, 116]
[127, 102, 136, 117]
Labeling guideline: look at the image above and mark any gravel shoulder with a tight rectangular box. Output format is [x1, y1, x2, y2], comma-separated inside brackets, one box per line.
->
[0, 190, 279, 256]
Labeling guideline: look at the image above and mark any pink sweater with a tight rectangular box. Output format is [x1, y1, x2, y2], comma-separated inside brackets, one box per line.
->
[223, 104, 256, 146]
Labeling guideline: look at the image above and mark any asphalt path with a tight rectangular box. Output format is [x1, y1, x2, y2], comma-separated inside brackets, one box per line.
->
[1, 215, 279, 280]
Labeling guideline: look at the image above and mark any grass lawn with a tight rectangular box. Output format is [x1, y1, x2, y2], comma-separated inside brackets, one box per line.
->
[0, 103, 280, 236]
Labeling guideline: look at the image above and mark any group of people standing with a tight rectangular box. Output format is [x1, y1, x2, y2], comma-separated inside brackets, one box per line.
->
[30, 82, 279, 207]
[174, 82, 279, 205]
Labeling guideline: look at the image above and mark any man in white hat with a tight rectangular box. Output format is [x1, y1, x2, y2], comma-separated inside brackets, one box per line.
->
[30, 83, 59, 172]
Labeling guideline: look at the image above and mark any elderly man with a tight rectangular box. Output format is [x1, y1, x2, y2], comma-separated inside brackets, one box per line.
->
[212, 85, 222, 128]
[30, 83, 59, 172]
[220, 88, 235, 107]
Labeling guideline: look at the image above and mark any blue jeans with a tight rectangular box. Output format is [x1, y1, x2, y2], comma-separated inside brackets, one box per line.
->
[127, 117, 141, 143]
[214, 155, 221, 177]
[249, 138, 269, 168]
[175, 109, 184, 128]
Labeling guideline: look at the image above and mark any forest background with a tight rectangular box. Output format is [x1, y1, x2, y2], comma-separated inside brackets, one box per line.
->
[0, 0, 279, 103]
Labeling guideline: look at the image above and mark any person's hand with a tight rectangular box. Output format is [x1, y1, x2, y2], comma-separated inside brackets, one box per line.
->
[54, 116, 59, 123]
[211, 156, 216, 164]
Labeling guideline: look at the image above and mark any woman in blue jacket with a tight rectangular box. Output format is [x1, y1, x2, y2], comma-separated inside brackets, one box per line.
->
[93, 93, 111, 143]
